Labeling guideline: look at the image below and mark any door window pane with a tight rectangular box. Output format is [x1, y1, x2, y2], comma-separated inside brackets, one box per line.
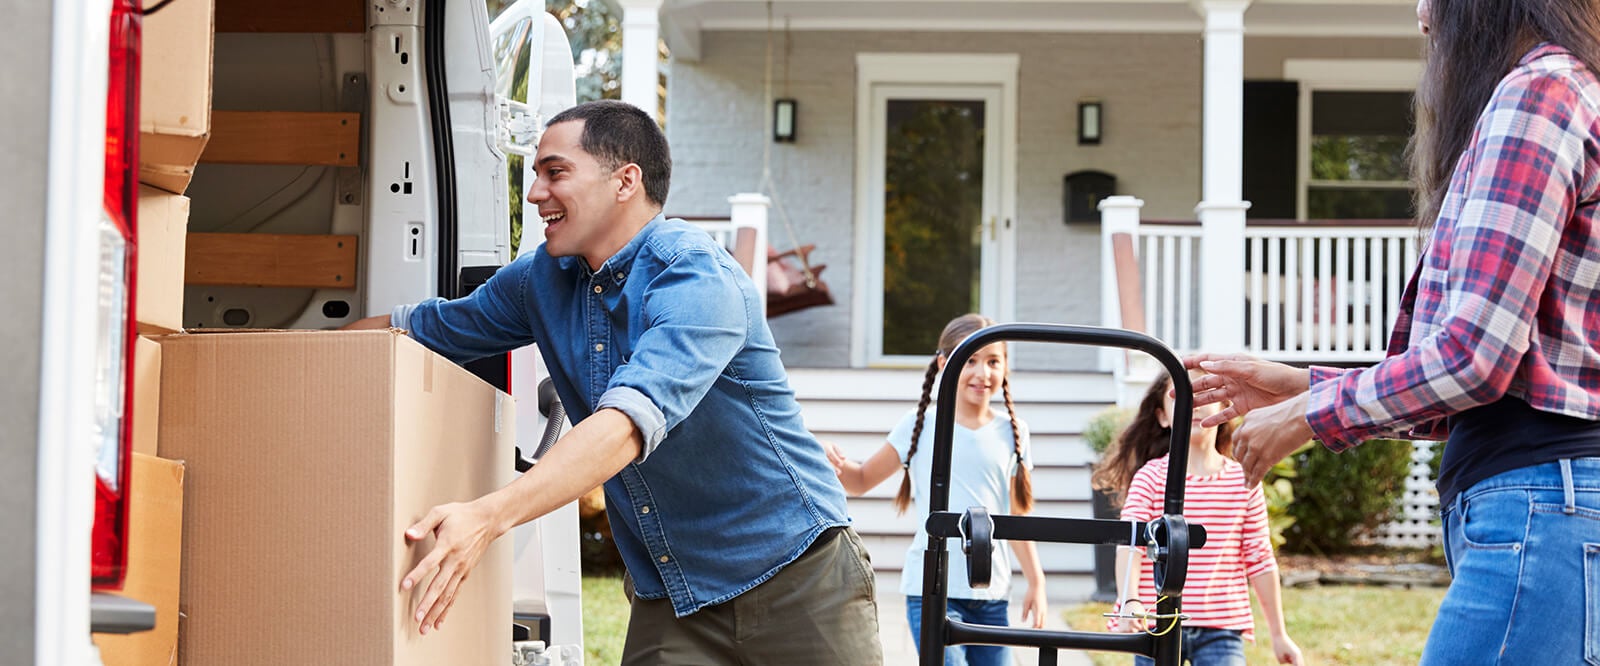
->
[882, 99, 985, 356]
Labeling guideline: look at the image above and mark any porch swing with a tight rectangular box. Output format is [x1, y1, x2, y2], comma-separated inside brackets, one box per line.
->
[758, 4, 834, 319]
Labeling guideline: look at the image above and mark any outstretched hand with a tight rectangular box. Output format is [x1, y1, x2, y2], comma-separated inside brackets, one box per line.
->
[1230, 391, 1315, 486]
[1181, 353, 1310, 427]
[400, 500, 502, 635]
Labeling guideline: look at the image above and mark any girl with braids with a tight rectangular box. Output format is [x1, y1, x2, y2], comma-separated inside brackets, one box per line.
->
[1185, 0, 1600, 662]
[824, 314, 1045, 666]
[1093, 370, 1301, 666]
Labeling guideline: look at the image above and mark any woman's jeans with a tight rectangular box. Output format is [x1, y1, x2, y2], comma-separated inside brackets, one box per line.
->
[1132, 627, 1245, 666]
[1421, 458, 1600, 665]
[905, 596, 1010, 666]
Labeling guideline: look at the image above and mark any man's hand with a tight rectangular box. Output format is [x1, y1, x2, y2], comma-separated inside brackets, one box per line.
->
[1230, 391, 1315, 486]
[342, 315, 392, 331]
[1181, 353, 1310, 428]
[400, 499, 504, 634]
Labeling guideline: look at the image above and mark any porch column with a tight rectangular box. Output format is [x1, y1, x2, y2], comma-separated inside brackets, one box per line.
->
[1099, 196, 1143, 369]
[1195, 0, 1252, 353]
[1099, 196, 1144, 329]
[618, 0, 663, 121]
[729, 193, 771, 313]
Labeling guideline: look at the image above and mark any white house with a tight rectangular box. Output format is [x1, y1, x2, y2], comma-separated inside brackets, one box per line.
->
[601, 0, 1430, 599]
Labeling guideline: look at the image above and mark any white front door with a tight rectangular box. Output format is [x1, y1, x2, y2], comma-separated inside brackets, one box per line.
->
[853, 55, 1017, 367]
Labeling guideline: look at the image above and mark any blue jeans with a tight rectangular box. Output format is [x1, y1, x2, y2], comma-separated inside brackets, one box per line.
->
[1421, 458, 1600, 665]
[1131, 627, 1245, 666]
[905, 596, 1010, 666]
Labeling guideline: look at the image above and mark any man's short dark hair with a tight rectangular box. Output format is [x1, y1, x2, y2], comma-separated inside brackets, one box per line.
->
[547, 100, 671, 207]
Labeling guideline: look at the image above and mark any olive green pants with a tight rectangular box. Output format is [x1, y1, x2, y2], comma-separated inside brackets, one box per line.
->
[621, 526, 883, 665]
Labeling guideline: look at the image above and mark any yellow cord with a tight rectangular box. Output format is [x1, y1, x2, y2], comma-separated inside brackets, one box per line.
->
[1141, 596, 1181, 637]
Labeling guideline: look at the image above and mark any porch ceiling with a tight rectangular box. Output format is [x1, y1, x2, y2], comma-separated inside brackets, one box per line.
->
[661, 0, 1419, 60]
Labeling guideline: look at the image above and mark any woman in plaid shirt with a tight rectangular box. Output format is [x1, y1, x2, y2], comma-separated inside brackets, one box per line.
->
[1183, 0, 1600, 663]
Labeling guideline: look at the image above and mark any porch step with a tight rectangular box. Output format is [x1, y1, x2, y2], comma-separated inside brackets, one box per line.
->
[790, 367, 1114, 602]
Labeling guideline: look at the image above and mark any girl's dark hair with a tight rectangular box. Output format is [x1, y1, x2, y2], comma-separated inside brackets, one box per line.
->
[893, 314, 1035, 515]
[1411, 0, 1600, 228]
[1090, 370, 1235, 505]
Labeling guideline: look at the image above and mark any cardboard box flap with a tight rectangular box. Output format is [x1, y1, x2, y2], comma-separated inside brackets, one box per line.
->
[139, 0, 214, 195]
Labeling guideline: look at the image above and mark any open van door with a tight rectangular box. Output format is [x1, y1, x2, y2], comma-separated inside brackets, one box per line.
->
[489, 5, 583, 662]
[492, 3, 577, 257]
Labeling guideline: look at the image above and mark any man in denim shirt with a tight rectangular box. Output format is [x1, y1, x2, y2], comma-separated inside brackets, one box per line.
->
[348, 100, 881, 663]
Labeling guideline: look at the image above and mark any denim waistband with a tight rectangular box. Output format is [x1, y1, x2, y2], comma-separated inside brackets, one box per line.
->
[1446, 457, 1600, 514]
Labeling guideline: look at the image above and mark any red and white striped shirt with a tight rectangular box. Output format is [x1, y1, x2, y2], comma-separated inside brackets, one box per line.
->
[1117, 455, 1276, 641]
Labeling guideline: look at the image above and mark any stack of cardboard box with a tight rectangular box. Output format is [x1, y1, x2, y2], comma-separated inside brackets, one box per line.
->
[95, 2, 517, 663]
[92, 0, 213, 662]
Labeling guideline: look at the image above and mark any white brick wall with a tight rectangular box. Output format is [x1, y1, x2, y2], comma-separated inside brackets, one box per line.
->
[665, 31, 1417, 370]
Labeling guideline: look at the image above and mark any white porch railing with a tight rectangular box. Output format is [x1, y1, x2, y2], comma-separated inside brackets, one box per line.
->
[682, 193, 770, 312]
[1100, 195, 1422, 365]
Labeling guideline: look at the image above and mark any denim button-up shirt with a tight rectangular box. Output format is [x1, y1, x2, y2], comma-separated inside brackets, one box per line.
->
[394, 216, 849, 616]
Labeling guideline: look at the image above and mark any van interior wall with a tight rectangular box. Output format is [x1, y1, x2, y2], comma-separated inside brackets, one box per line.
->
[184, 32, 366, 330]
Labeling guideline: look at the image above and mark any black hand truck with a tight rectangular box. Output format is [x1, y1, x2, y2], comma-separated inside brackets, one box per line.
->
[919, 323, 1207, 666]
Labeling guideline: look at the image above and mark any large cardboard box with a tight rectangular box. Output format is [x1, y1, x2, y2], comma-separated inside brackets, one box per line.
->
[94, 453, 186, 666]
[132, 336, 161, 455]
[157, 329, 514, 666]
[140, 0, 214, 194]
[136, 186, 189, 334]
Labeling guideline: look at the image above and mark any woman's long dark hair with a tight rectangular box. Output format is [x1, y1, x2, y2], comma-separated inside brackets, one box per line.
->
[893, 314, 1034, 515]
[1090, 370, 1234, 505]
[1411, 0, 1600, 228]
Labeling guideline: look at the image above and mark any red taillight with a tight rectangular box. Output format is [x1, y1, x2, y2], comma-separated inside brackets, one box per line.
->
[92, 0, 141, 590]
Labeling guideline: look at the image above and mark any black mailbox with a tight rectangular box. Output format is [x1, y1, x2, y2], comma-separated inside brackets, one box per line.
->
[1064, 170, 1116, 223]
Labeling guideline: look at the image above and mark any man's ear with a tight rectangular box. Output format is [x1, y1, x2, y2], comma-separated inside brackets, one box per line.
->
[614, 163, 644, 203]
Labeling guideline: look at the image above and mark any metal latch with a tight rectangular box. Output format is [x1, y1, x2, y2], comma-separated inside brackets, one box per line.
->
[497, 96, 542, 158]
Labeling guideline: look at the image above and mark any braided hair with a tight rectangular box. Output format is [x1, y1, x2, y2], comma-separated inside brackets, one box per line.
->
[893, 314, 1035, 515]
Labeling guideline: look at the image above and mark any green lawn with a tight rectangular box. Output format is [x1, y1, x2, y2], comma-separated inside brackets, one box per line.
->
[1063, 585, 1446, 665]
[582, 574, 629, 664]
[586, 572, 1446, 664]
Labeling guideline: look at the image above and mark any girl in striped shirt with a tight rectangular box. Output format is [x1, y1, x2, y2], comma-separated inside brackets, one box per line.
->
[1093, 370, 1302, 665]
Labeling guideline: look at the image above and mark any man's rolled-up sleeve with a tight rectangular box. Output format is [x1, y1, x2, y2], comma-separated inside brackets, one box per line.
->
[606, 249, 749, 461]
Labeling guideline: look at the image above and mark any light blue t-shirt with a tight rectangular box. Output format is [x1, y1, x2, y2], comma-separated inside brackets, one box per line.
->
[889, 407, 1032, 599]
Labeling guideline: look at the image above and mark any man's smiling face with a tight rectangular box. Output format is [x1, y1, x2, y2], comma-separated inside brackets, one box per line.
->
[527, 119, 625, 267]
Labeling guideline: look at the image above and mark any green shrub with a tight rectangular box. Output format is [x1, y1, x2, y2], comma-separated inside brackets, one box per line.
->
[1083, 406, 1134, 458]
[1283, 439, 1414, 554]
[1260, 443, 1311, 550]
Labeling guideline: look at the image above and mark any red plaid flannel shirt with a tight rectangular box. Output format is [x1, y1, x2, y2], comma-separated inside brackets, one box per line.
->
[1307, 44, 1600, 451]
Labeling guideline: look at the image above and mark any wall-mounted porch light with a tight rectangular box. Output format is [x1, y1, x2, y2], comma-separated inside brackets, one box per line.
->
[1078, 99, 1102, 145]
[774, 98, 797, 143]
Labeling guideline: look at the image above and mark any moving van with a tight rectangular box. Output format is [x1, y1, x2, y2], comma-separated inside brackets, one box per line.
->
[3, 0, 585, 662]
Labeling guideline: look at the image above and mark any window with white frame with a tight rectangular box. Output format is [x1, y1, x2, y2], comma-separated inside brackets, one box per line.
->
[1286, 60, 1422, 221]
[1306, 90, 1414, 219]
